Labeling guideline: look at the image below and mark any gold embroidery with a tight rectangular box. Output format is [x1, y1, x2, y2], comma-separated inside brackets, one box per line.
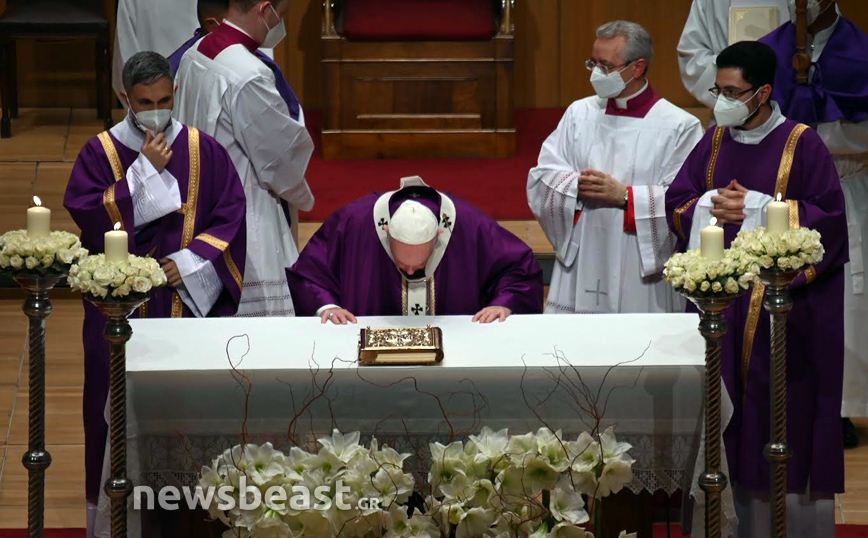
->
[773, 123, 809, 198]
[401, 278, 435, 316]
[742, 282, 766, 396]
[97, 132, 124, 181]
[402, 279, 408, 316]
[196, 233, 229, 251]
[102, 185, 124, 231]
[787, 199, 800, 229]
[172, 128, 203, 319]
[98, 132, 126, 231]
[804, 265, 817, 284]
[223, 251, 244, 293]
[429, 278, 436, 316]
[673, 198, 699, 240]
[706, 127, 726, 191]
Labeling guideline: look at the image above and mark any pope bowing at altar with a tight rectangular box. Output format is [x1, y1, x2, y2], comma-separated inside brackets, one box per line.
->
[286, 176, 544, 324]
[63, 52, 247, 516]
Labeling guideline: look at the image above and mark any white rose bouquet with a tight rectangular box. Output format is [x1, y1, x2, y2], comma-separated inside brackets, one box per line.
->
[730, 227, 824, 272]
[0, 230, 87, 276]
[422, 426, 635, 538]
[67, 254, 167, 300]
[664, 248, 757, 297]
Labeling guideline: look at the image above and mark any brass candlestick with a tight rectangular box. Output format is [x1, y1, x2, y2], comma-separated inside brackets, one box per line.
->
[87, 295, 148, 538]
[13, 274, 64, 538]
[684, 293, 742, 538]
[758, 267, 801, 538]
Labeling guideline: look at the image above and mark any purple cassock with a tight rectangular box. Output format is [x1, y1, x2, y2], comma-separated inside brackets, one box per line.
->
[759, 18, 868, 124]
[168, 28, 301, 122]
[64, 123, 247, 501]
[665, 120, 849, 494]
[286, 185, 544, 317]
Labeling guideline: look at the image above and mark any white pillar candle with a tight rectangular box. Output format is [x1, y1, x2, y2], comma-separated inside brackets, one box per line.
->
[701, 217, 724, 261]
[767, 193, 790, 234]
[104, 223, 128, 263]
[26, 196, 51, 238]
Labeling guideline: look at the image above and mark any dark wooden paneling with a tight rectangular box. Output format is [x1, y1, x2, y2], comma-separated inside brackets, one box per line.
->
[5, 0, 868, 109]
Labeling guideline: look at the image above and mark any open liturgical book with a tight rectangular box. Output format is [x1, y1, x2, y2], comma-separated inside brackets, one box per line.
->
[358, 326, 444, 365]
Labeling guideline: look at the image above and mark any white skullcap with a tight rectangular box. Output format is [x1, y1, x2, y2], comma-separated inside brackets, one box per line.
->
[388, 200, 438, 245]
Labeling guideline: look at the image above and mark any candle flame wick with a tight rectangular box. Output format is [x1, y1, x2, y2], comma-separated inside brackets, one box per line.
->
[32, 196, 42, 207]
[113, 222, 121, 231]
[710, 217, 718, 227]
[776, 192, 783, 202]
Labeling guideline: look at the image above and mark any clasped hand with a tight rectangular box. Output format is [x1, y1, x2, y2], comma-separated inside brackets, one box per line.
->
[711, 180, 748, 225]
[578, 169, 627, 207]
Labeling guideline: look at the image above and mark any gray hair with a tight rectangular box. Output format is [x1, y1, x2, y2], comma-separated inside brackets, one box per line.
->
[596, 20, 653, 73]
[122, 51, 172, 93]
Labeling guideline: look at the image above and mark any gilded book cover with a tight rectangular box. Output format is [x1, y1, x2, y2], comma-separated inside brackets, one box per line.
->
[358, 326, 444, 365]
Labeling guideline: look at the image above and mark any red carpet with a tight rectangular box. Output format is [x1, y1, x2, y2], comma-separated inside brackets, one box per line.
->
[302, 108, 566, 222]
[3, 526, 867, 537]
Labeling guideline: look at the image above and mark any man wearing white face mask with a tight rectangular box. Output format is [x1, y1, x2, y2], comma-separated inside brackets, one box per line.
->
[175, 0, 315, 317]
[64, 51, 247, 533]
[528, 21, 703, 316]
[667, 40, 848, 538]
[758, 0, 868, 450]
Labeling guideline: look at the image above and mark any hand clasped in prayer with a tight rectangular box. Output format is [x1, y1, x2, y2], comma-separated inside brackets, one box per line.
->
[579, 169, 628, 207]
[711, 179, 748, 225]
[159, 258, 182, 287]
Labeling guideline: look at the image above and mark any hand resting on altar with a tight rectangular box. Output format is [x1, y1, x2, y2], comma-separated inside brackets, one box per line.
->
[472, 305, 512, 323]
[711, 179, 748, 225]
[321, 307, 358, 325]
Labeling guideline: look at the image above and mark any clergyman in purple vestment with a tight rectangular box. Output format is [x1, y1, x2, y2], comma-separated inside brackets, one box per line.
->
[287, 176, 543, 323]
[666, 42, 847, 536]
[63, 53, 247, 506]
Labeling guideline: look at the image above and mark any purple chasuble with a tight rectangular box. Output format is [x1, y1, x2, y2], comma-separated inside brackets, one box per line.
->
[759, 18, 868, 124]
[286, 190, 544, 317]
[169, 28, 301, 122]
[64, 124, 247, 501]
[666, 120, 848, 493]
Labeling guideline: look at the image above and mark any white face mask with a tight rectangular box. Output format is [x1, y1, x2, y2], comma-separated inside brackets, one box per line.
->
[589, 63, 632, 99]
[261, 4, 286, 48]
[788, 0, 833, 26]
[713, 90, 761, 128]
[134, 109, 173, 136]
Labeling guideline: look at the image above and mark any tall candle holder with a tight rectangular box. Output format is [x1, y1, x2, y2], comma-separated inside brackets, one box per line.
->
[14, 274, 64, 538]
[758, 267, 801, 538]
[682, 293, 742, 538]
[87, 295, 149, 538]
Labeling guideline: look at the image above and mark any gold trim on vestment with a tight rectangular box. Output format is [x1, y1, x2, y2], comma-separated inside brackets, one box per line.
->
[773, 124, 809, 198]
[706, 127, 726, 191]
[741, 123, 809, 395]
[98, 132, 126, 231]
[171, 128, 202, 319]
[194, 232, 243, 294]
[787, 199, 800, 229]
[674, 198, 699, 240]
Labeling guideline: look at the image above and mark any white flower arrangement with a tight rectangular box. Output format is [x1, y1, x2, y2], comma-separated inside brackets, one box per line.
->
[663, 248, 757, 297]
[67, 254, 167, 300]
[730, 227, 824, 272]
[205, 428, 637, 538]
[0, 229, 87, 275]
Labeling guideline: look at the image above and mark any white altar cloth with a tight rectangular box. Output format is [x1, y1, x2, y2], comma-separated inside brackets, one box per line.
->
[97, 313, 711, 537]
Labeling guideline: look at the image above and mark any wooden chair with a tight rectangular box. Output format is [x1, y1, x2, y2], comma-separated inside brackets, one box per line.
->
[321, 0, 515, 160]
[0, 0, 112, 138]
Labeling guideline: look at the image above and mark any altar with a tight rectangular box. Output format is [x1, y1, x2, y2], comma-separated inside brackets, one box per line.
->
[98, 313, 709, 536]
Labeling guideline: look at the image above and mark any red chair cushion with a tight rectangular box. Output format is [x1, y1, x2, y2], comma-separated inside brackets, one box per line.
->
[342, 0, 497, 41]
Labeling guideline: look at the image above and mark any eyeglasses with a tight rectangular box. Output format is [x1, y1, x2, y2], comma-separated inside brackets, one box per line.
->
[708, 86, 755, 100]
[585, 59, 633, 75]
